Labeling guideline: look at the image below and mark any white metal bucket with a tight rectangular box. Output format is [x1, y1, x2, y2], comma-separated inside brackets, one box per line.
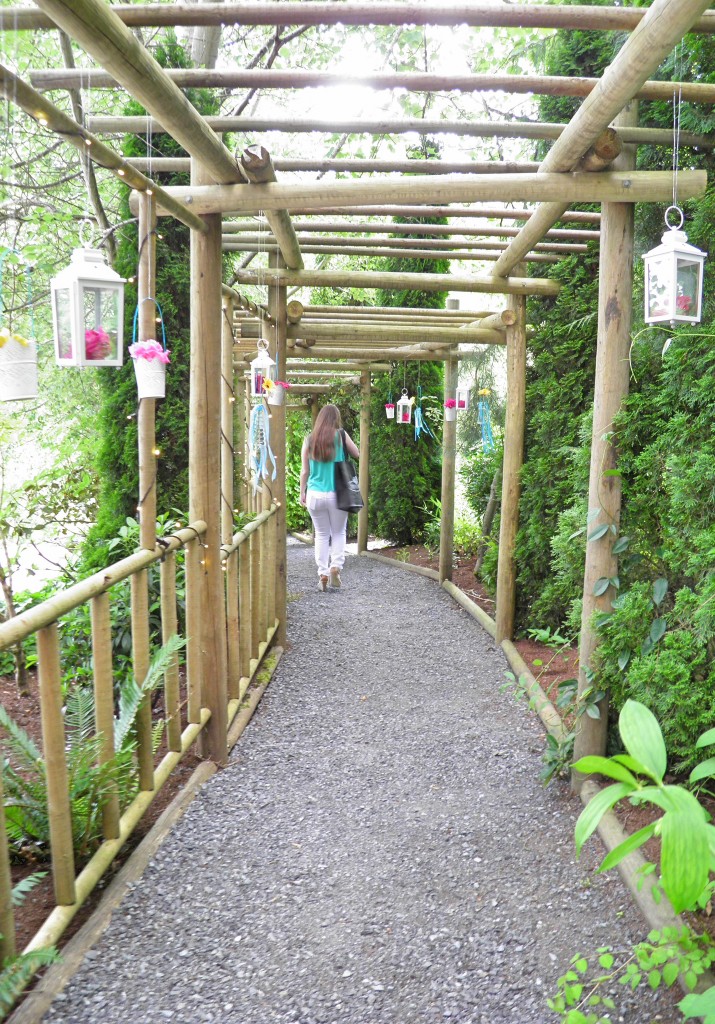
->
[133, 357, 166, 399]
[0, 337, 38, 401]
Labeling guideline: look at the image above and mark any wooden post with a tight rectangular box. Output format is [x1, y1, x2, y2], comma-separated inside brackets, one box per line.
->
[310, 398, 319, 428]
[495, 275, 527, 643]
[91, 592, 120, 838]
[439, 356, 458, 583]
[160, 551, 182, 751]
[222, 294, 240, 699]
[250, 528, 261, 660]
[235, 375, 247, 512]
[573, 103, 638, 774]
[37, 623, 76, 906]
[131, 570, 154, 791]
[267, 250, 288, 645]
[0, 772, 16, 959]
[357, 368, 371, 553]
[137, 192, 157, 551]
[185, 534, 202, 725]
[190, 157, 227, 764]
[238, 539, 251, 684]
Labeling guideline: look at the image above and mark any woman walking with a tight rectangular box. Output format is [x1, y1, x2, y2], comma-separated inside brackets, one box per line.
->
[300, 404, 360, 591]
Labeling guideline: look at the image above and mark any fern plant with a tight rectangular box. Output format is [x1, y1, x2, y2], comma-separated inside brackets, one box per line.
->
[0, 873, 59, 1022]
[1, 634, 185, 863]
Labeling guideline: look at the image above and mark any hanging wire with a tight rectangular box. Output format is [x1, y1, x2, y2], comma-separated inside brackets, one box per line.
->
[672, 39, 684, 217]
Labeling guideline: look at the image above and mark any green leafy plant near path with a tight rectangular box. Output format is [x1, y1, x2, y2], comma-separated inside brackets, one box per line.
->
[548, 700, 715, 1023]
[1, 635, 185, 863]
[0, 874, 59, 1022]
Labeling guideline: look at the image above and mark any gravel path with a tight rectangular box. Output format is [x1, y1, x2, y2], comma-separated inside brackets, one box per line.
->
[42, 544, 681, 1024]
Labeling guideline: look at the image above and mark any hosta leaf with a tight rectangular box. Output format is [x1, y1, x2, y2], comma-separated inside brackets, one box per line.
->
[661, 808, 710, 913]
[599, 823, 658, 872]
[618, 701, 667, 783]
[575, 782, 633, 856]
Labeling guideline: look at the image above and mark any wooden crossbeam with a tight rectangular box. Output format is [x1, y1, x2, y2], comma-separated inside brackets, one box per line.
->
[153, 171, 706, 215]
[238, 322, 504, 344]
[287, 205, 602, 224]
[234, 267, 561, 296]
[31, 67, 715, 105]
[85, 115, 715, 151]
[7, 3, 715, 33]
[222, 220, 600, 241]
[224, 243, 562, 263]
[126, 157, 543, 175]
[222, 234, 589, 253]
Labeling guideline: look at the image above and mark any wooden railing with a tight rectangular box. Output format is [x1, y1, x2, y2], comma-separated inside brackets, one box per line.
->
[0, 504, 279, 961]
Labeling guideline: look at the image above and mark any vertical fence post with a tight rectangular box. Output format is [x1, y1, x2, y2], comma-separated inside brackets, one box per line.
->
[439, 355, 458, 583]
[131, 570, 154, 791]
[239, 537, 251, 686]
[222, 294, 241, 700]
[37, 623, 76, 906]
[137, 191, 158, 553]
[91, 592, 120, 839]
[250, 527, 261, 666]
[0, 772, 16, 959]
[267, 251, 288, 645]
[357, 368, 371, 554]
[495, 276, 527, 643]
[185, 533, 202, 725]
[160, 550, 182, 751]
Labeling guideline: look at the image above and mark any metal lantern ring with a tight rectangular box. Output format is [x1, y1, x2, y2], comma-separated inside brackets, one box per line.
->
[51, 246, 125, 366]
[643, 206, 707, 326]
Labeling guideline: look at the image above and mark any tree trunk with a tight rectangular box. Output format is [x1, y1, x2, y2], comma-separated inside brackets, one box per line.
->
[474, 466, 501, 575]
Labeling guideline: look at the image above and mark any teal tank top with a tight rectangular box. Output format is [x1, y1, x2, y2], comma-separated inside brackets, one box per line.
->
[307, 432, 344, 492]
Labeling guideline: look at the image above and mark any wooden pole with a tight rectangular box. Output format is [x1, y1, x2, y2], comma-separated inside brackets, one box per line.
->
[223, 232, 589, 252]
[239, 321, 506, 344]
[90, 592, 120, 839]
[439, 358, 458, 583]
[495, 277, 527, 643]
[137, 191, 157, 551]
[190, 157, 227, 764]
[87, 114, 714, 152]
[224, 243, 563, 264]
[160, 550, 182, 751]
[130, 570, 154, 791]
[36, 66, 715, 106]
[133, 156, 542, 175]
[267, 250, 288, 646]
[357, 369, 370, 553]
[0, 772, 16, 959]
[286, 205, 602, 224]
[573, 103, 638, 775]
[155, 170, 705, 216]
[224, 221, 600, 241]
[11, 3, 715, 33]
[37, 623, 76, 906]
[222, 294, 241, 700]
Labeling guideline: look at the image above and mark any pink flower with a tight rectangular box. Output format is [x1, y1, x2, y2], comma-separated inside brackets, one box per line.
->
[676, 294, 693, 312]
[85, 327, 111, 360]
[444, 399, 457, 409]
[129, 339, 171, 364]
[276, 380, 291, 390]
[385, 403, 395, 409]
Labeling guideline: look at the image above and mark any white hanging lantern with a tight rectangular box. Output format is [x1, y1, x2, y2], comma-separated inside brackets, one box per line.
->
[51, 247, 125, 366]
[643, 208, 707, 326]
[396, 388, 412, 425]
[456, 386, 470, 411]
[250, 340, 275, 398]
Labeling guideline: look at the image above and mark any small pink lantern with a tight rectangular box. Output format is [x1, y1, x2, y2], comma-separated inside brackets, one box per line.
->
[444, 398, 457, 422]
[456, 387, 470, 411]
[396, 389, 412, 425]
[385, 402, 395, 420]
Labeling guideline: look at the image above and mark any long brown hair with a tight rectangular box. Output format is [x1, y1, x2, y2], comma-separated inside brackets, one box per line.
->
[308, 404, 342, 462]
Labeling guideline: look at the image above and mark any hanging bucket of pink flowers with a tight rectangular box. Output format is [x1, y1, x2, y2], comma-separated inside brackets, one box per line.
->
[129, 299, 170, 400]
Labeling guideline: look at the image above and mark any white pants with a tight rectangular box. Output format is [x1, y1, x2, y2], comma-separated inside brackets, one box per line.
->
[306, 489, 348, 576]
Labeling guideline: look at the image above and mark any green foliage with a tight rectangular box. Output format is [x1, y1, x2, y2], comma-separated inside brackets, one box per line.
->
[548, 928, 715, 1024]
[285, 412, 311, 533]
[573, 701, 715, 915]
[1, 635, 185, 863]
[461, 436, 503, 519]
[0, 875, 59, 1022]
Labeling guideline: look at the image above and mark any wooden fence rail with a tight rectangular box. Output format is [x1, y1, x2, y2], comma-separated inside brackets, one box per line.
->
[0, 504, 280, 966]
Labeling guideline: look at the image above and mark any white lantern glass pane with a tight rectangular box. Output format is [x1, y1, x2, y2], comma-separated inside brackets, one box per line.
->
[83, 286, 119, 361]
[675, 260, 699, 317]
[647, 258, 670, 320]
[54, 288, 73, 359]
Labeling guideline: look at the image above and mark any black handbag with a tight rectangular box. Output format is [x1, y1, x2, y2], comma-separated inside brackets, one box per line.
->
[334, 429, 364, 512]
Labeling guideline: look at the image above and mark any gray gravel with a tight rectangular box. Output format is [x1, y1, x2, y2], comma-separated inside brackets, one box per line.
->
[42, 544, 681, 1024]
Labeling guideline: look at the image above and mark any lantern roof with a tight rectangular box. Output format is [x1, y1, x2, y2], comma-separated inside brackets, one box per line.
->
[52, 247, 125, 286]
[643, 227, 707, 261]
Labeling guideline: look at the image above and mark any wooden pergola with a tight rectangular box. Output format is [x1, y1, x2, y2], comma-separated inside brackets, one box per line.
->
[0, 0, 711, 781]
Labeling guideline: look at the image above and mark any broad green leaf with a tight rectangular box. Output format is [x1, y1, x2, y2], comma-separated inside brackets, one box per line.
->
[653, 577, 668, 606]
[572, 756, 638, 786]
[598, 953, 614, 969]
[649, 617, 667, 644]
[612, 753, 652, 776]
[587, 507, 601, 523]
[661, 809, 710, 913]
[648, 969, 661, 989]
[575, 783, 633, 855]
[697, 727, 715, 749]
[603, 468, 622, 478]
[618, 701, 667, 783]
[612, 535, 630, 554]
[586, 704, 601, 719]
[618, 649, 631, 671]
[663, 962, 679, 987]
[568, 527, 586, 541]
[680, 988, 715, 1018]
[690, 757, 715, 785]
[593, 576, 610, 596]
[599, 823, 658, 872]
[588, 523, 610, 542]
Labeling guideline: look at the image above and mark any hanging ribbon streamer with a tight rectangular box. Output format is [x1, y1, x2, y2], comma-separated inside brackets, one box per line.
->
[477, 389, 495, 452]
[414, 384, 436, 441]
[249, 402, 277, 494]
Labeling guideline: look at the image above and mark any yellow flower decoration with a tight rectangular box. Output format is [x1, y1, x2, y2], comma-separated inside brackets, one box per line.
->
[0, 327, 31, 348]
[478, 388, 491, 396]
[262, 378, 276, 392]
